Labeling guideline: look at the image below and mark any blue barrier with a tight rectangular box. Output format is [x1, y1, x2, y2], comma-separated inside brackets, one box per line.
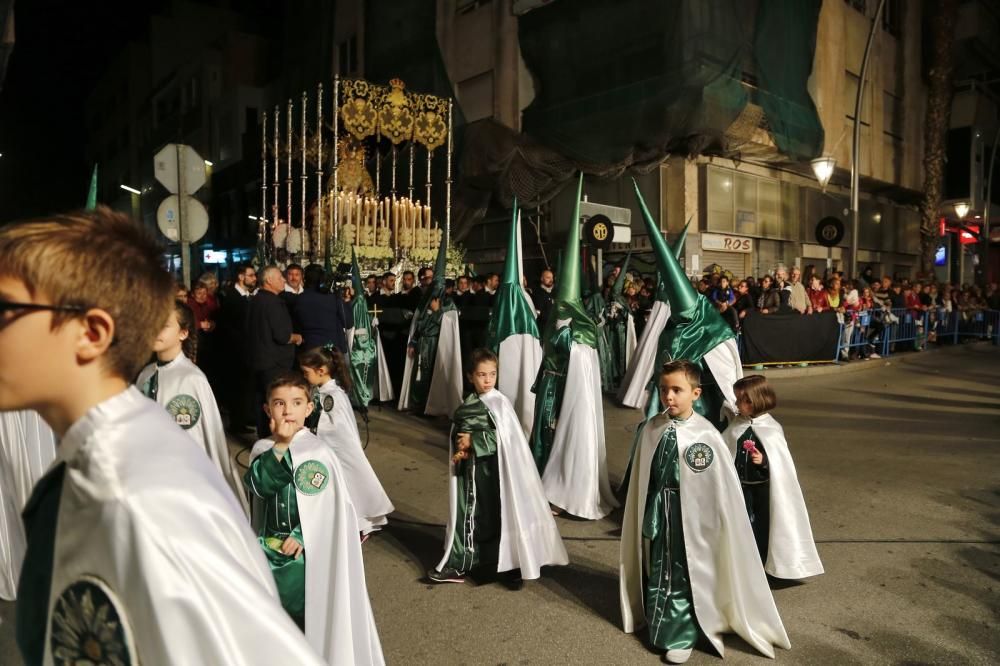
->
[836, 310, 884, 361]
[879, 308, 929, 356]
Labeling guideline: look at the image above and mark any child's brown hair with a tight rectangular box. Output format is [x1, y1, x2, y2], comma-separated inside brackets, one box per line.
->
[266, 372, 312, 400]
[173, 300, 198, 362]
[299, 345, 353, 394]
[733, 374, 777, 416]
[659, 359, 701, 389]
[0, 206, 174, 380]
[466, 348, 498, 376]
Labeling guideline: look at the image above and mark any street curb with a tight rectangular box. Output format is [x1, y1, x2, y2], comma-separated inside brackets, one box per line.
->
[754, 340, 994, 379]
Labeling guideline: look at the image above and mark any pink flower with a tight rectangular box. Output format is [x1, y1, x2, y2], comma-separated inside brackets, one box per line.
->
[742, 440, 758, 455]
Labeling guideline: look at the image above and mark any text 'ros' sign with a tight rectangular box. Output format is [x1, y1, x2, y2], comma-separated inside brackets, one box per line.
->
[701, 233, 752, 253]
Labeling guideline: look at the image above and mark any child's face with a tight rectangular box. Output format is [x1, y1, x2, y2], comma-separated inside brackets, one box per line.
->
[300, 365, 328, 387]
[264, 385, 313, 433]
[0, 277, 82, 411]
[469, 360, 497, 395]
[658, 371, 702, 419]
[152, 311, 187, 355]
[735, 390, 754, 418]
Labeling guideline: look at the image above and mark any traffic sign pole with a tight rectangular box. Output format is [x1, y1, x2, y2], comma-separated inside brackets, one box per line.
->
[177, 144, 192, 288]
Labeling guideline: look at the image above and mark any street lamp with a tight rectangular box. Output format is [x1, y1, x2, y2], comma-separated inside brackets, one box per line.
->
[953, 201, 970, 220]
[810, 156, 836, 191]
[120, 184, 142, 220]
[120, 184, 140, 195]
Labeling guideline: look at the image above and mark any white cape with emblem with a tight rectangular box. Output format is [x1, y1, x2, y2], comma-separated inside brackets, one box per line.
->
[43, 388, 323, 665]
[435, 389, 568, 578]
[250, 429, 384, 666]
[136, 355, 249, 515]
[316, 378, 394, 535]
[619, 411, 790, 658]
[497, 333, 544, 437]
[0, 410, 56, 600]
[722, 413, 824, 579]
[398, 309, 463, 416]
[542, 342, 619, 520]
[617, 300, 670, 409]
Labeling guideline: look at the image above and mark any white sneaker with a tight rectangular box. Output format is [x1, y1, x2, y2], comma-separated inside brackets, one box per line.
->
[870, 352, 881, 359]
[664, 648, 693, 664]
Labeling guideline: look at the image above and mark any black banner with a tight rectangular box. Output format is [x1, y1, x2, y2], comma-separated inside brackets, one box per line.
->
[740, 311, 840, 363]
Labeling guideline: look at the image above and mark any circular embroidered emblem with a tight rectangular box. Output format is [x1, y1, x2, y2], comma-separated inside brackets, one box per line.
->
[323, 394, 335, 413]
[685, 442, 714, 473]
[166, 394, 201, 429]
[50, 575, 136, 665]
[294, 459, 330, 495]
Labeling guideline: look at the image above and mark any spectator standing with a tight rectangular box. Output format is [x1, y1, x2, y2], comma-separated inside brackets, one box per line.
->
[711, 275, 738, 331]
[295, 265, 353, 353]
[217, 263, 257, 431]
[247, 266, 303, 435]
[283, 263, 305, 295]
[187, 276, 221, 387]
[756, 275, 780, 314]
[532, 268, 556, 328]
[807, 275, 830, 313]
[734, 280, 755, 326]
[453, 275, 474, 309]
[787, 267, 808, 313]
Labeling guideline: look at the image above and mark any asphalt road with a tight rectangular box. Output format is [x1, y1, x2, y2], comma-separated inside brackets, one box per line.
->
[2, 343, 998, 664]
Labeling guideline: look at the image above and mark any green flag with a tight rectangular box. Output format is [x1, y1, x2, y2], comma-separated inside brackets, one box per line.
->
[348, 248, 377, 408]
[85, 165, 98, 211]
[487, 200, 540, 351]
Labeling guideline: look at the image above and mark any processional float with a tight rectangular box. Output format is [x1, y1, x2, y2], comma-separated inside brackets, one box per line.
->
[257, 76, 459, 275]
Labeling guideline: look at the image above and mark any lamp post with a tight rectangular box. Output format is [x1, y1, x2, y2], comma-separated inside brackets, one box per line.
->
[811, 156, 836, 191]
[849, 0, 887, 279]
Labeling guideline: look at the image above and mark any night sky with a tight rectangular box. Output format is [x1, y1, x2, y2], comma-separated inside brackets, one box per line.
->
[0, 0, 164, 222]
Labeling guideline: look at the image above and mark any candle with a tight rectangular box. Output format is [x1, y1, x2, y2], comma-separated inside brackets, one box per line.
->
[424, 203, 431, 230]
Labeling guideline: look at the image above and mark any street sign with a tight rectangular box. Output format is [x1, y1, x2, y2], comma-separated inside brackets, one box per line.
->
[157, 195, 209, 243]
[154, 144, 207, 194]
[815, 216, 845, 247]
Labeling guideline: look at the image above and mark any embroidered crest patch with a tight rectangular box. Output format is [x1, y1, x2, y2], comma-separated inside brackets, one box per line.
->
[166, 394, 200, 429]
[50, 575, 136, 665]
[685, 443, 714, 472]
[322, 394, 334, 412]
[294, 459, 330, 495]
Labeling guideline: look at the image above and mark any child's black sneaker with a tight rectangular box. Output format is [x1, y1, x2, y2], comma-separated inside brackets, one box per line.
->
[427, 567, 466, 584]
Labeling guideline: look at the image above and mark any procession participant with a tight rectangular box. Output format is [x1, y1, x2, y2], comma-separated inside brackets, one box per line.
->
[137, 300, 249, 514]
[617, 230, 685, 409]
[429, 349, 568, 584]
[723, 375, 824, 579]
[582, 254, 614, 393]
[487, 200, 543, 436]
[247, 373, 384, 664]
[0, 207, 322, 665]
[300, 345, 394, 538]
[347, 249, 394, 406]
[0, 410, 56, 600]
[398, 233, 463, 417]
[529, 174, 618, 520]
[604, 251, 637, 393]
[620, 361, 790, 664]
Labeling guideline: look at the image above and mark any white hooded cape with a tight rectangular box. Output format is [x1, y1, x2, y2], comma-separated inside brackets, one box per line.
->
[617, 300, 670, 409]
[702, 337, 744, 421]
[435, 389, 568, 578]
[722, 413, 824, 579]
[398, 309, 463, 416]
[497, 333, 544, 437]
[542, 343, 619, 520]
[42, 388, 323, 665]
[316, 379, 394, 535]
[250, 429, 384, 665]
[620, 411, 790, 659]
[0, 410, 57, 600]
[136, 355, 249, 515]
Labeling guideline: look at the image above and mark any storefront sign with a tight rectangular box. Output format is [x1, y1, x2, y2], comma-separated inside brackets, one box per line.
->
[701, 233, 752, 253]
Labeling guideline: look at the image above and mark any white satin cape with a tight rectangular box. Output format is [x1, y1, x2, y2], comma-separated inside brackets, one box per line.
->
[435, 389, 568, 578]
[348, 321, 395, 402]
[703, 337, 744, 421]
[136, 355, 249, 515]
[542, 343, 619, 520]
[316, 379, 394, 535]
[722, 413, 824, 579]
[497, 333, 544, 437]
[398, 309, 463, 416]
[617, 300, 670, 409]
[619, 412, 790, 658]
[0, 410, 57, 600]
[44, 388, 323, 665]
[250, 429, 384, 665]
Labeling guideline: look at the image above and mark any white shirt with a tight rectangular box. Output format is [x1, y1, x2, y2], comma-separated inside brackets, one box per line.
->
[284, 283, 304, 295]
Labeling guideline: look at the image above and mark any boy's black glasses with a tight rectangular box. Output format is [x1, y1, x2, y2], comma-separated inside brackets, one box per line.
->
[0, 301, 88, 316]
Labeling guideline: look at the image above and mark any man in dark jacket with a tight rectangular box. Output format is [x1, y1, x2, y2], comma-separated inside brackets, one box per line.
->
[247, 265, 302, 436]
[217, 263, 257, 431]
[294, 264, 353, 353]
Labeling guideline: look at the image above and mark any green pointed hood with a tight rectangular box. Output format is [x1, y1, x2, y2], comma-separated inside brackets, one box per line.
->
[348, 246, 376, 408]
[632, 179, 697, 314]
[655, 219, 690, 303]
[611, 251, 632, 299]
[488, 201, 541, 350]
[85, 165, 98, 211]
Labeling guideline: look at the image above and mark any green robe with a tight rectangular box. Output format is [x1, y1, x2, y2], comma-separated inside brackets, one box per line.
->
[586, 292, 615, 393]
[605, 297, 632, 390]
[528, 325, 573, 474]
[408, 301, 456, 411]
[245, 450, 306, 627]
[444, 393, 501, 572]
[642, 423, 699, 652]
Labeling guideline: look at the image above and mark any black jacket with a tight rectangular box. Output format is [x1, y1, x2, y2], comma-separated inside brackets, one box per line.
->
[295, 289, 353, 353]
[247, 290, 295, 372]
